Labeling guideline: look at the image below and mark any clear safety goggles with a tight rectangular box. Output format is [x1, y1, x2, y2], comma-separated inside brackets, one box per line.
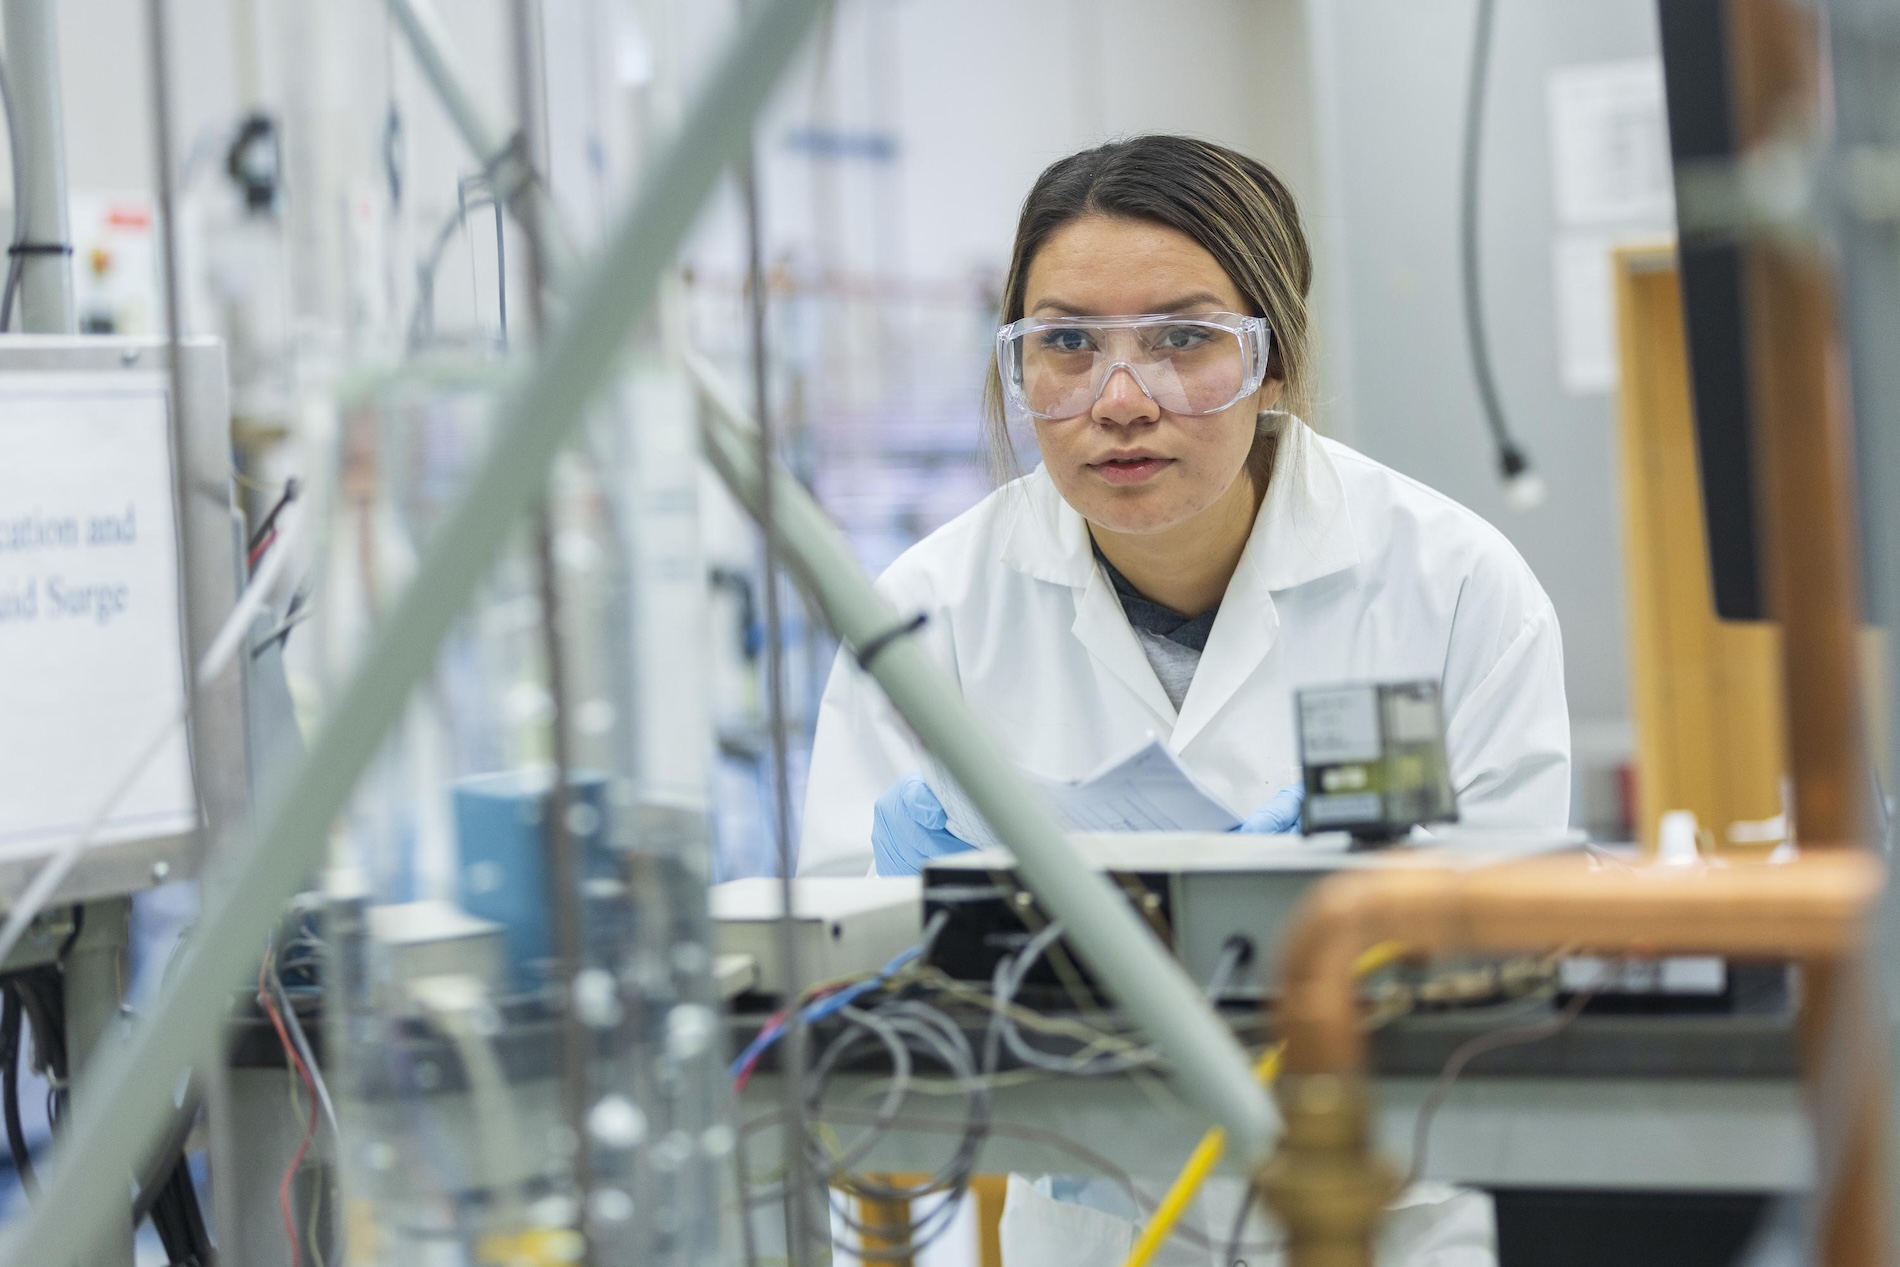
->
[995, 311, 1272, 421]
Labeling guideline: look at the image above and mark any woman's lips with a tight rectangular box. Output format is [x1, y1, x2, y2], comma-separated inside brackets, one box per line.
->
[1090, 456, 1173, 485]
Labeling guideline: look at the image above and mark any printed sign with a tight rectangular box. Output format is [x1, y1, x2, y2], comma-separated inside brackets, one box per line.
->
[0, 374, 195, 856]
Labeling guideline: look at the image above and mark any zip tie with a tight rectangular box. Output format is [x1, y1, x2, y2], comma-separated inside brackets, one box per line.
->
[853, 612, 927, 669]
[6, 242, 71, 256]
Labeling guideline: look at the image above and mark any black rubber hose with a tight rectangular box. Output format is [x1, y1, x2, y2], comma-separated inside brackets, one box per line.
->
[1459, 0, 1536, 489]
[1, 986, 34, 1196]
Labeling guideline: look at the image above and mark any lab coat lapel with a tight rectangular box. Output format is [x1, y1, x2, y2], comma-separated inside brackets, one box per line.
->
[1000, 467, 1178, 726]
[1172, 562, 1278, 749]
[1173, 423, 1360, 749]
[1072, 565, 1180, 724]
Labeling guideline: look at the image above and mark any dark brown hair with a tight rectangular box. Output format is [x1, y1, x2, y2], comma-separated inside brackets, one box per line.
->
[983, 135, 1314, 482]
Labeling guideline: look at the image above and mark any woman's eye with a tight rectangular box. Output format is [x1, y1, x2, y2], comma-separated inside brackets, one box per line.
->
[1153, 325, 1212, 351]
[1038, 327, 1095, 354]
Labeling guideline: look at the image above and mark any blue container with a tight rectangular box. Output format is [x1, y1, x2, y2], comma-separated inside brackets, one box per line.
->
[451, 769, 614, 994]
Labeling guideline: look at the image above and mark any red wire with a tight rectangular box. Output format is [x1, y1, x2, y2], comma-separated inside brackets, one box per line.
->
[247, 527, 278, 571]
[731, 983, 851, 1093]
[259, 960, 319, 1267]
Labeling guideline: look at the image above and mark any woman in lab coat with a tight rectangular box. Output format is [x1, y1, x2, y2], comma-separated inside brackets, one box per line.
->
[798, 135, 1569, 877]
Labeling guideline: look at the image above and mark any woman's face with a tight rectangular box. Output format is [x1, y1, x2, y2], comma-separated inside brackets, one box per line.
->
[1019, 215, 1282, 537]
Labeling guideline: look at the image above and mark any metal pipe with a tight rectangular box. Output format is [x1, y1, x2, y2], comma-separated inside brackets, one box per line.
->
[505, 0, 596, 1258]
[738, 144, 817, 1262]
[1820, 0, 1900, 1242]
[0, 5, 827, 1263]
[141, 7, 240, 1263]
[685, 353, 1283, 1165]
[59, 900, 132, 1267]
[1720, 3, 1889, 1258]
[1264, 851, 1885, 1266]
[0, 0, 72, 332]
[1724, 0, 1873, 851]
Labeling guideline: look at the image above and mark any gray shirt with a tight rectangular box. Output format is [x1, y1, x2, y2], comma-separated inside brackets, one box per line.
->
[1094, 548, 1219, 712]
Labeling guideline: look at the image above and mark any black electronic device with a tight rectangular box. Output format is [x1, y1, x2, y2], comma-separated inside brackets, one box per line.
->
[1658, 0, 1765, 621]
[921, 860, 1173, 1002]
[1297, 681, 1458, 841]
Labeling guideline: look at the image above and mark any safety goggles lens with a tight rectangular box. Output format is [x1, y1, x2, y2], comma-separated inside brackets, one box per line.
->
[997, 313, 1268, 420]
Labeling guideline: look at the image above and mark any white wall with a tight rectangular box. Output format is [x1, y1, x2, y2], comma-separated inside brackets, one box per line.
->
[674, 0, 1316, 291]
[1302, 0, 1662, 828]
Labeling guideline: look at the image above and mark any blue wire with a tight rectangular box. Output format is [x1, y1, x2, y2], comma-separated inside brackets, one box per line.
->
[728, 939, 929, 1080]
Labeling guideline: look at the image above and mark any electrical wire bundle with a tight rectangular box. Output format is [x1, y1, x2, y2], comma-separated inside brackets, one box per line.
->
[728, 900, 1606, 1263]
[732, 906, 1634, 1267]
[0, 918, 214, 1267]
[734, 914, 994, 1260]
[257, 927, 338, 1267]
[806, 996, 990, 1259]
[984, 920, 1158, 1078]
[246, 478, 300, 574]
[728, 916, 950, 1092]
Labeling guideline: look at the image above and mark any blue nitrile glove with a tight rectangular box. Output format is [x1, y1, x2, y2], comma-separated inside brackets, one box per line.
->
[1235, 785, 1305, 834]
[871, 775, 976, 876]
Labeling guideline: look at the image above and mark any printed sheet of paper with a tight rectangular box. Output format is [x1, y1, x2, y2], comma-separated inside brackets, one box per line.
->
[930, 738, 1241, 851]
[0, 374, 196, 858]
[1547, 58, 1674, 227]
[1545, 58, 1678, 397]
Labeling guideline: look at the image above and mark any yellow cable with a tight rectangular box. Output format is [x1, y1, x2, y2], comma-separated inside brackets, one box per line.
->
[1352, 940, 1410, 980]
[1122, 1044, 1282, 1267]
[1121, 942, 1408, 1267]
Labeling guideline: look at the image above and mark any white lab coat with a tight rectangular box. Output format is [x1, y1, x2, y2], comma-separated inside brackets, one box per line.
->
[798, 418, 1570, 876]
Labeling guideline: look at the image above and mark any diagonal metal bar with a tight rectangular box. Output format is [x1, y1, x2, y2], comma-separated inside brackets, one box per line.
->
[0, 1, 826, 1262]
[389, 0, 1281, 1167]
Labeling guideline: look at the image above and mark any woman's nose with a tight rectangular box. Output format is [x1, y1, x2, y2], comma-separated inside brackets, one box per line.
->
[1091, 363, 1160, 424]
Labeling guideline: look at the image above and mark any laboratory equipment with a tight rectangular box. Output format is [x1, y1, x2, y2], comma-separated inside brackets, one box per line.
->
[921, 832, 1576, 1000]
[0, 336, 244, 902]
[1298, 681, 1458, 840]
[709, 876, 922, 997]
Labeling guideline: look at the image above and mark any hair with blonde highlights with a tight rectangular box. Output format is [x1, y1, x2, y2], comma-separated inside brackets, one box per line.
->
[983, 135, 1314, 484]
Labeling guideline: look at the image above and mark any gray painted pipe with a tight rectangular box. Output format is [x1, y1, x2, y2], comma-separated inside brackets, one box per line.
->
[0, 0, 73, 333]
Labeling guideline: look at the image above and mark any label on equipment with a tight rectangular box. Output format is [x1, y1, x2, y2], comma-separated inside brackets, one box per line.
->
[1298, 685, 1382, 763]
[1307, 792, 1383, 827]
[1384, 688, 1443, 744]
[0, 374, 196, 858]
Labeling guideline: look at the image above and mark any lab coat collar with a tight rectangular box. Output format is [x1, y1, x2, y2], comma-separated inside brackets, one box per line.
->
[999, 420, 1361, 744]
[1174, 422, 1359, 745]
[1242, 418, 1360, 592]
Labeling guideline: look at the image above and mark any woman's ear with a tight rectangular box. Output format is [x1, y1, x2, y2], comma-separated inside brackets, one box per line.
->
[1256, 376, 1285, 414]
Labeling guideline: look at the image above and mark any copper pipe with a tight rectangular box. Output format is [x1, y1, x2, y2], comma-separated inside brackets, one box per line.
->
[1725, 0, 1872, 849]
[1723, 1, 1887, 1251]
[1260, 852, 1884, 1265]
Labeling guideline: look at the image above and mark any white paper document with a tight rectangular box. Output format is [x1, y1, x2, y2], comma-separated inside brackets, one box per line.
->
[0, 374, 197, 858]
[1547, 58, 1674, 227]
[930, 738, 1240, 851]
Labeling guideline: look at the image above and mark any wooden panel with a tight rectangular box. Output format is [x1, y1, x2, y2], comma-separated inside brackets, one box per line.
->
[1613, 249, 1787, 851]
